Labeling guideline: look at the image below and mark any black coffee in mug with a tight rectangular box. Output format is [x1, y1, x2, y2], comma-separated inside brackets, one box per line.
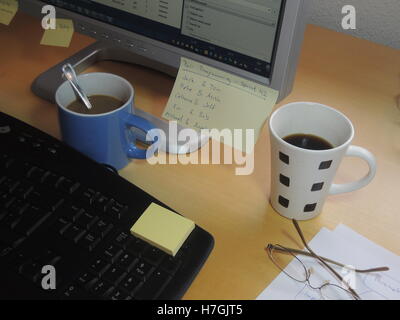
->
[67, 95, 123, 115]
[283, 133, 334, 150]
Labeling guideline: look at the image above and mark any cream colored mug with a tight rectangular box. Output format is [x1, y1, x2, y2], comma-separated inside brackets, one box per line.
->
[269, 102, 376, 220]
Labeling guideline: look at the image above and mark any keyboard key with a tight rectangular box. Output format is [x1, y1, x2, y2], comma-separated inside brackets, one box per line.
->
[37, 249, 62, 266]
[47, 146, 59, 156]
[134, 269, 171, 300]
[110, 289, 133, 300]
[63, 225, 86, 243]
[75, 211, 97, 229]
[7, 199, 29, 215]
[160, 256, 182, 275]
[77, 187, 96, 206]
[17, 162, 35, 178]
[27, 166, 46, 183]
[57, 177, 80, 194]
[101, 244, 122, 263]
[131, 259, 154, 281]
[11, 253, 27, 272]
[0, 243, 13, 257]
[113, 231, 132, 249]
[2, 209, 23, 229]
[116, 252, 137, 271]
[79, 232, 101, 251]
[19, 260, 42, 283]
[142, 247, 166, 266]
[76, 271, 97, 288]
[26, 187, 64, 212]
[0, 192, 15, 209]
[90, 279, 114, 298]
[10, 180, 33, 199]
[126, 237, 148, 257]
[120, 274, 142, 295]
[58, 203, 83, 222]
[62, 283, 86, 299]
[0, 154, 12, 169]
[31, 140, 44, 151]
[42, 171, 62, 188]
[0, 177, 17, 193]
[15, 207, 52, 236]
[103, 266, 126, 285]
[16, 134, 31, 144]
[93, 193, 112, 212]
[90, 258, 110, 276]
[90, 219, 113, 238]
[105, 201, 127, 220]
[53, 217, 71, 235]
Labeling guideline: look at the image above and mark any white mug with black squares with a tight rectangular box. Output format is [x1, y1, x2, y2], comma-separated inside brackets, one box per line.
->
[269, 102, 377, 220]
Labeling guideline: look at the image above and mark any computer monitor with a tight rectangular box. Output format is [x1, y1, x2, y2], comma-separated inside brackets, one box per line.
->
[20, 0, 309, 153]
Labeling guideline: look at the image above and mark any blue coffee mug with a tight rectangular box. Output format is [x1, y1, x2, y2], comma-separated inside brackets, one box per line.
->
[55, 72, 156, 170]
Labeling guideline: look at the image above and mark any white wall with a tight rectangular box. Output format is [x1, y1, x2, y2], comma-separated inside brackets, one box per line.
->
[308, 0, 400, 49]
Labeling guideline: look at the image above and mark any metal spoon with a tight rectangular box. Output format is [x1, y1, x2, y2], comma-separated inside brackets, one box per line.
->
[62, 63, 93, 110]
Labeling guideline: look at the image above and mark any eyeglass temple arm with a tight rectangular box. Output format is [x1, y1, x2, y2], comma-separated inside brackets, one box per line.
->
[268, 245, 389, 273]
[291, 219, 361, 300]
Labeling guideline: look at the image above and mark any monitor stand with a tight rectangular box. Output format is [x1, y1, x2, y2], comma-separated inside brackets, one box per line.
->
[31, 41, 208, 155]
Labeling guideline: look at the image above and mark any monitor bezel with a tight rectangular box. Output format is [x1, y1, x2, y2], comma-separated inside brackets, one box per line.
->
[20, 0, 308, 101]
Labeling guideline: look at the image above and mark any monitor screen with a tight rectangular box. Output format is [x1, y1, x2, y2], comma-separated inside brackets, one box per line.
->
[40, 0, 284, 79]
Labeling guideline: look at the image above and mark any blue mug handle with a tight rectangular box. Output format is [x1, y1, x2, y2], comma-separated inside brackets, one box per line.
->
[124, 113, 157, 159]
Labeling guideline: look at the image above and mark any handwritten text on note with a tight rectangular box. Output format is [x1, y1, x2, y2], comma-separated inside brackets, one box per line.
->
[162, 58, 279, 153]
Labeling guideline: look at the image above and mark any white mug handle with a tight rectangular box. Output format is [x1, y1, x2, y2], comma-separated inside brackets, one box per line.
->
[329, 145, 377, 195]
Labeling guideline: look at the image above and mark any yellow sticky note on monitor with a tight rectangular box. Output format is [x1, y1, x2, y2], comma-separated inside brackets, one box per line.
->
[40, 18, 74, 47]
[0, 0, 18, 26]
[130, 203, 195, 256]
[162, 57, 279, 153]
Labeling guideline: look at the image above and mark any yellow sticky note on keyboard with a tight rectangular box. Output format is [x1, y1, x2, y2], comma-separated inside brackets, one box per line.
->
[130, 203, 195, 256]
[0, 0, 18, 26]
[40, 18, 74, 47]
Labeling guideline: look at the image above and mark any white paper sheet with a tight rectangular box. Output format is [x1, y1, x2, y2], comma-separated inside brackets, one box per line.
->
[257, 225, 400, 300]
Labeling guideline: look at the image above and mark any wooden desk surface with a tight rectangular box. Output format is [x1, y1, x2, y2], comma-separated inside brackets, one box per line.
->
[1, 12, 399, 300]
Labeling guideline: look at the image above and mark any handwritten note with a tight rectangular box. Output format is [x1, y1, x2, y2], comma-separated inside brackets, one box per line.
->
[40, 18, 74, 47]
[162, 58, 279, 153]
[0, 0, 18, 26]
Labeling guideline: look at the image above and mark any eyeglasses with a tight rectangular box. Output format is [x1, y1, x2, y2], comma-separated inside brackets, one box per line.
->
[266, 220, 390, 300]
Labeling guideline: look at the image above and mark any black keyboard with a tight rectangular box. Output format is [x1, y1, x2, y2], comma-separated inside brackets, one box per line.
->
[0, 111, 214, 300]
